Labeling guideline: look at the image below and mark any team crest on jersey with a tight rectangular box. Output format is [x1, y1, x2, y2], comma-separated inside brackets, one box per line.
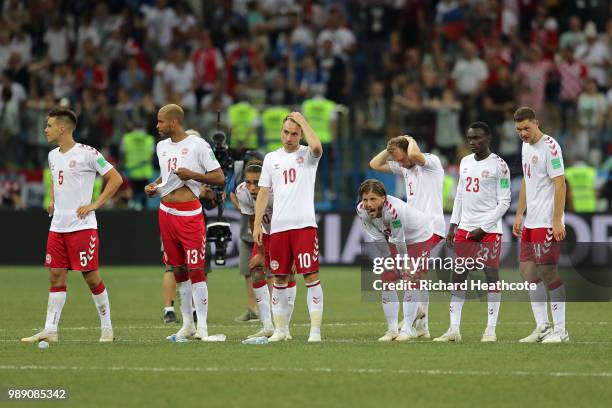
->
[270, 260, 279, 270]
[532, 156, 538, 165]
[181, 148, 189, 156]
[481, 170, 490, 178]
[296, 156, 304, 164]
[45, 254, 52, 264]
[69, 160, 76, 168]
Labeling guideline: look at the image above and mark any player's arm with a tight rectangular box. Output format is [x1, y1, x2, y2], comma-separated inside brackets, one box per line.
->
[247, 214, 265, 271]
[513, 179, 527, 237]
[77, 168, 123, 218]
[552, 175, 566, 241]
[174, 167, 225, 186]
[369, 149, 392, 173]
[478, 167, 511, 237]
[404, 135, 426, 166]
[289, 111, 323, 158]
[229, 191, 240, 210]
[145, 176, 162, 197]
[448, 176, 463, 248]
[253, 186, 270, 246]
[48, 181, 55, 216]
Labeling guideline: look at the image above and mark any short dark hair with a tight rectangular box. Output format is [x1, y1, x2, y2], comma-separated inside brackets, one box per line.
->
[513, 107, 537, 122]
[468, 121, 491, 137]
[358, 179, 387, 201]
[48, 108, 77, 128]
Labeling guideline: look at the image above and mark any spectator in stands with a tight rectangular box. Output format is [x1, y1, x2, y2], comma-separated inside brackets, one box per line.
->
[356, 80, 388, 154]
[575, 22, 609, 90]
[192, 31, 225, 103]
[43, 16, 72, 66]
[75, 55, 109, 96]
[514, 45, 553, 113]
[557, 45, 588, 137]
[559, 15, 585, 51]
[452, 40, 488, 127]
[119, 56, 146, 103]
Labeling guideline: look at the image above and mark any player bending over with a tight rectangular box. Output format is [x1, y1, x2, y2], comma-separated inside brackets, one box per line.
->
[357, 179, 436, 341]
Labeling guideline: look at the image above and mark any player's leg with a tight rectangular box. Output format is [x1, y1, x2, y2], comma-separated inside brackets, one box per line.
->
[236, 238, 259, 322]
[268, 230, 292, 342]
[434, 230, 470, 342]
[539, 263, 568, 343]
[171, 266, 196, 338]
[162, 267, 178, 323]
[294, 228, 323, 342]
[482, 267, 501, 342]
[81, 269, 114, 342]
[247, 234, 274, 338]
[379, 270, 400, 341]
[415, 234, 444, 337]
[285, 270, 297, 340]
[22, 231, 71, 343]
[519, 227, 553, 342]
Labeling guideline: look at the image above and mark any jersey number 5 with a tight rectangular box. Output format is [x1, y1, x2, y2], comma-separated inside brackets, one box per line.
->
[283, 168, 296, 184]
[58, 170, 64, 185]
[465, 177, 480, 192]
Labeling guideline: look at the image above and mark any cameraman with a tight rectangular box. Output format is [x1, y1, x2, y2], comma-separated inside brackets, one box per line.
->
[229, 150, 265, 322]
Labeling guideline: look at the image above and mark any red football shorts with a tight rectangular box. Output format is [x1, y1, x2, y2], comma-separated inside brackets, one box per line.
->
[520, 227, 560, 264]
[159, 200, 206, 269]
[251, 233, 271, 267]
[269, 227, 319, 275]
[454, 229, 502, 269]
[45, 229, 99, 271]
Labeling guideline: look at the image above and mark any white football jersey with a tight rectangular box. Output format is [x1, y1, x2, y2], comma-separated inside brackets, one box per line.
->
[357, 195, 433, 252]
[48, 143, 113, 233]
[235, 181, 274, 235]
[388, 153, 446, 237]
[259, 145, 319, 233]
[450, 153, 511, 234]
[156, 134, 220, 198]
[522, 134, 565, 228]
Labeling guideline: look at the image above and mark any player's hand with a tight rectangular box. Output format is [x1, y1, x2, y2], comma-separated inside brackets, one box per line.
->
[552, 221, 566, 241]
[469, 228, 486, 241]
[253, 225, 263, 247]
[402, 135, 415, 144]
[174, 168, 194, 181]
[248, 252, 264, 272]
[287, 111, 307, 128]
[512, 215, 523, 237]
[446, 227, 456, 249]
[47, 201, 54, 217]
[145, 183, 158, 197]
[199, 185, 214, 201]
[76, 203, 98, 219]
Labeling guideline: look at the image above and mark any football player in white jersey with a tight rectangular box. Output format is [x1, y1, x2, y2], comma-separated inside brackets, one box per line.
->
[21, 108, 123, 344]
[357, 179, 436, 342]
[369, 135, 446, 338]
[435, 122, 511, 343]
[253, 112, 324, 342]
[145, 104, 225, 341]
[512, 107, 568, 343]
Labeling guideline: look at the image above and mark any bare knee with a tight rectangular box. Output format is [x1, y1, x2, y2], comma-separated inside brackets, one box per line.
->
[303, 272, 320, 284]
[519, 262, 538, 282]
[81, 270, 101, 289]
[49, 268, 67, 287]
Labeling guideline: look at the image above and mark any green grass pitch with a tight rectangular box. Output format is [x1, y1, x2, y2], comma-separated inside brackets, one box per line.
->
[1, 266, 611, 407]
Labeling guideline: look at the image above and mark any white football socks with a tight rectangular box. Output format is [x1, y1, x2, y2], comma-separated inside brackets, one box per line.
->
[44, 287, 66, 333]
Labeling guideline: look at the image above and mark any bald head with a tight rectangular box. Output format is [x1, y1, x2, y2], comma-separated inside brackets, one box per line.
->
[159, 104, 184, 124]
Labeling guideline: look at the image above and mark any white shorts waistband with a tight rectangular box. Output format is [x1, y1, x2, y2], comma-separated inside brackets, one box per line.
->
[159, 203, 202, 217]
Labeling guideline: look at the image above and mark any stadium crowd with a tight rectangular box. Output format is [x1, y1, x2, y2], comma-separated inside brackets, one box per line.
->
[0, 0, 610, 210]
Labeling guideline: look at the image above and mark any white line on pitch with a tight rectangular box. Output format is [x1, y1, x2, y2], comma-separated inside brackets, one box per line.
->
[0, 364, 611, 378]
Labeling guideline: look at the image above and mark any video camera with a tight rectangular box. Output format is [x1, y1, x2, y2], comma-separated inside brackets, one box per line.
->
[204, 112, 233, 266]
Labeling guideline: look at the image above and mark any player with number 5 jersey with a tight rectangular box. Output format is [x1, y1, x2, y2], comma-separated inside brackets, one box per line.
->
[21, 108, 123, 345]
[254, 112, 324, 342]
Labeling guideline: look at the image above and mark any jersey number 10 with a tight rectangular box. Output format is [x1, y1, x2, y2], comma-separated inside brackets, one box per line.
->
[283, 168, 296, 184]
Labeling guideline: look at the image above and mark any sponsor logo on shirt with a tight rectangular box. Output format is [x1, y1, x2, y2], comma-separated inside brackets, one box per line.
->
[273, 164, 280, 170]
